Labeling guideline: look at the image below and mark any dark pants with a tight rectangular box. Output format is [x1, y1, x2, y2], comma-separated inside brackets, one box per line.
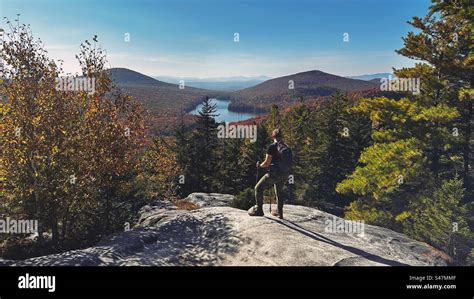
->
[255, 172, 286, 213]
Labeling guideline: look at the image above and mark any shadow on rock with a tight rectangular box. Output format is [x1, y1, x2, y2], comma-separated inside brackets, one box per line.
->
[265, 216, 408, 266]
[4, 211, 240, 266]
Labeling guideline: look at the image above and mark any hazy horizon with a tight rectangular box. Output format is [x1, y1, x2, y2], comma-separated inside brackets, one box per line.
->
[110, 67, 392, 81]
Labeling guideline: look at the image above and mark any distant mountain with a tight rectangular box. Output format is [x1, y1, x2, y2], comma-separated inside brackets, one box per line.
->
[229, 70, 378, 112]
[108, 68, 227, 116]
[155, 75, 271, 83]
[346, 73, 392, 81]
[108, 68, 163, 85]
[154, 75, 271, 91]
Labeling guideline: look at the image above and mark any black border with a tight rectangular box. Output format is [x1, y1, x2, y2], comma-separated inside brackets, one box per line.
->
[0, 266, 472, 298]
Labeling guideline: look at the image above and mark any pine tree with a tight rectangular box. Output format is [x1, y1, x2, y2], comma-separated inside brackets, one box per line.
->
[191, 96, 219, 192]
[266, 104, 282, 133]
[396, 0, 473, 196]
[174, 111, 193, 197]
[281, 99, 316, 204]
[287, 94, 371, 210]
[404, 177, 472, 265]
[215, 137, 245, 194]
[336, 1, 473, 261]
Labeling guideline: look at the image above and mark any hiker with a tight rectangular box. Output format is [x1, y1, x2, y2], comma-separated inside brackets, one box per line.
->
[249, 128, 292, 219]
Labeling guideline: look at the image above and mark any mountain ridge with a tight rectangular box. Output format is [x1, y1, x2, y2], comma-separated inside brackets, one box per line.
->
[228, 69, 379, 111]
[108, 68, 226, 117]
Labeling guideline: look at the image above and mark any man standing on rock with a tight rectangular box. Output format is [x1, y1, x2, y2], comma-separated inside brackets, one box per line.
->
[249, 128, 292, 219]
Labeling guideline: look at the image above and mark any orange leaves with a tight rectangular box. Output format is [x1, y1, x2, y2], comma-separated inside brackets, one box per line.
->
[1, 25, 146, 244]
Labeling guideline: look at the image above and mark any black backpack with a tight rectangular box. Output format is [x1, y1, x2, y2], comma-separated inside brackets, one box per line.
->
[276, 142, 293, 174]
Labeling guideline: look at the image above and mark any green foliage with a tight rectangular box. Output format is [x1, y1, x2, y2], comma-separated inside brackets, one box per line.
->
[336, 0, 473, 264]
[266, 104, 282, 134]
[337, 138, 426, 199]
[279, 94, 372, 212]
[344, 199, 396, 228]
[403, 177, 473, 265]
[232, 188, 255, 210]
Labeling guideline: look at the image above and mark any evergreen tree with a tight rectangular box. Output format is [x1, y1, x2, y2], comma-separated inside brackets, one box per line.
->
[404, 177, 472, 265]
[191, 97, 219, 192]
[396, 0, 473, 196]
[216, 137, 245, 194]
[287, 94, 371, 211]
[336, 0, 473, 262]
[266, 104, 282, 133]
[281, 99, 316, 204]
[174, 111, 193, 196]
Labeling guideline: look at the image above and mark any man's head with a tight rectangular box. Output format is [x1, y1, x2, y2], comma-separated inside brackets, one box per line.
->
[272, 128, 282, 142]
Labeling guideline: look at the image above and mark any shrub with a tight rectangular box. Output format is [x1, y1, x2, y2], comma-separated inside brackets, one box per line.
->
[232, 188, 255, 210]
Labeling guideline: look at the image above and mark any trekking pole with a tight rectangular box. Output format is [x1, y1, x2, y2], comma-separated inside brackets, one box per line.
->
[256, 161, 267, 212]
[269, 189, 272, 213]
[256, 160, 260, 184]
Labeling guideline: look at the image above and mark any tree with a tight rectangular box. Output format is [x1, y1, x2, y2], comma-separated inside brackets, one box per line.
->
[404, 177, 472, 265]
[336, 78, 459, 227]
[283, 94, 371, 211]
[396, 0, 473, 195]
[188, 97, 219, 192]
[266, 104, 282, 133]
[336, 0, 473, 263]
[316, 93, 371, 207]
[134, 137, 181, 202]
[174, 111, 193, 197]
[215, 137, 245, 194]
[0, 23, 145, 251]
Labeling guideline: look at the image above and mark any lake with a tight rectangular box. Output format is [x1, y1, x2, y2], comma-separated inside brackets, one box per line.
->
[189, 98, 258, 123]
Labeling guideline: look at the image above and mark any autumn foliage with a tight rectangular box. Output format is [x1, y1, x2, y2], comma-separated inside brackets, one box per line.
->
[0, 23, 145, 251]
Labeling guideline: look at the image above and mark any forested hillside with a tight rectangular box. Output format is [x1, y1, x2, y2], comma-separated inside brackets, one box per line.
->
[0, 0, 472, 265]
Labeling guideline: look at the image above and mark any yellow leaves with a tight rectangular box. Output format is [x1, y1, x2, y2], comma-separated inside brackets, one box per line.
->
[409, 104, 459, 123]
[395, 211, 411, 222]
[394, 63, 434, 79]
[337, 139, 425, 200]
[32, 115, 41, 126]
[459, 88, 473, 102]
[88, 106, 98, 114]
[52, 146, 60, 154]
[354, 95, 460, 130]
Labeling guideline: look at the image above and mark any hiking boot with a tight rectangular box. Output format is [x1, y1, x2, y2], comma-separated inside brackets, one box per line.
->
[248, 206, 264, 216]
[271, 210, 284, 219]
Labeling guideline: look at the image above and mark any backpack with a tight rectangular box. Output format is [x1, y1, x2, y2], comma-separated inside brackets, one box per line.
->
[276, 142, 293, 174]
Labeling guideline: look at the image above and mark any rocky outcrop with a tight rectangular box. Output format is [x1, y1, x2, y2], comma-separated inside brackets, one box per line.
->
[183, 192, 235, 208]
[0, 196, 449, 266]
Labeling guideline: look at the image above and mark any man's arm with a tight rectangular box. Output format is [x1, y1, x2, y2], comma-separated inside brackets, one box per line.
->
[258, 154, 273, 168]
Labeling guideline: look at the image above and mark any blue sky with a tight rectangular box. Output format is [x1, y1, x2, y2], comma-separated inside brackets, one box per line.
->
[1, 0, 431, 78]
